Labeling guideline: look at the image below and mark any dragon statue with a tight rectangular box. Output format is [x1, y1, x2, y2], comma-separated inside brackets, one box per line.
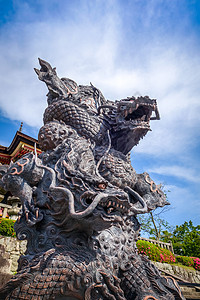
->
[0, 59, 185, 300]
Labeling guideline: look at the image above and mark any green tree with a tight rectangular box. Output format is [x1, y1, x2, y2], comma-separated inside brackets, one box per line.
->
[138, 208, 174, 241]
[139, 214, 200, 258]
[171, 221, 200, 257]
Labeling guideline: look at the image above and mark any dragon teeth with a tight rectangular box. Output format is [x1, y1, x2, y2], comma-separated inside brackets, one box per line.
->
[106, 200, 127, 212]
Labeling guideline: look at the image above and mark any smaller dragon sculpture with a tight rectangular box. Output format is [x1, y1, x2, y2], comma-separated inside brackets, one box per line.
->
[0, 59, 185, 300]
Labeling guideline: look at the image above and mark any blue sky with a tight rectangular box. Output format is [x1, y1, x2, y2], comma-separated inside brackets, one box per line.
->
[0, 0, 199, 227]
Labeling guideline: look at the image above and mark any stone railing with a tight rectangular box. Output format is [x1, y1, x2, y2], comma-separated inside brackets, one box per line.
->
[139, 236, 174, 253]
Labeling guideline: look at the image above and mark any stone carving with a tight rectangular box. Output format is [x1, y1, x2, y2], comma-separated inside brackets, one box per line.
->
[0, 59, 185, 299]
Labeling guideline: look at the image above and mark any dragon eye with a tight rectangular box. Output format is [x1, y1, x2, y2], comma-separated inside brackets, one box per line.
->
[98, 183, 107, 190]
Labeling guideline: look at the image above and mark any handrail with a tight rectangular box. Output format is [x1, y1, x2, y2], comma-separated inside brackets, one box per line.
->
[139, 236, 174, 253]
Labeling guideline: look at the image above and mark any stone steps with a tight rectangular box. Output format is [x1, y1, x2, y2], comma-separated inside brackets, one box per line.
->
[180, 286, 200, 299]
[153, 261, 200, 284]
[154, 262, 200, 300]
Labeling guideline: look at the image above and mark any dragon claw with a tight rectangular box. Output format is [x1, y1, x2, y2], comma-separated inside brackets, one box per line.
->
[17, 211, 23, 223]
[25, 211, 29, 221]
[35, 208, 39, 219]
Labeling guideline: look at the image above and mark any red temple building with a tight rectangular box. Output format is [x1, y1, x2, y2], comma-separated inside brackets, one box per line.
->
[0, 126, 41, 219]
[0, 131, 41, 165]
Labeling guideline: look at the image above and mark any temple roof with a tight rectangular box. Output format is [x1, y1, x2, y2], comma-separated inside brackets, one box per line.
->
[0, 131, 41, 165]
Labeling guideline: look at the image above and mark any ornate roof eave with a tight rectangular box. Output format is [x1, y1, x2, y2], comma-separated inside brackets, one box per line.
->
[7, 131, 39, 154]
[0, 131, 42, 164]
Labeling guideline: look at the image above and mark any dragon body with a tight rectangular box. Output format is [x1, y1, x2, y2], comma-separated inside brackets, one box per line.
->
[0, 59, 184, 300]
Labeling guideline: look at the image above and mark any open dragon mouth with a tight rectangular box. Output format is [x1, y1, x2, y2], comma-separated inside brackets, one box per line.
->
[80, 191, 130, 217]
[125, 105, 151, 121]
[98, 197, 130, 215]
[97, 96, 160, 154]
[117, 97, 160, 126]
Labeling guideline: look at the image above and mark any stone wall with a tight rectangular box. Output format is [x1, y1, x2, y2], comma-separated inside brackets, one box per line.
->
[0, 236, 27, 273]
[153, 261, 200, 284]
[0, 244, 13, 288]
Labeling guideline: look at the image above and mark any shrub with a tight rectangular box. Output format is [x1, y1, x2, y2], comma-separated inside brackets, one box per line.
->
[176, 255, 194, 267]
[191, 257, 200, 271]
[0, 218, 16, 237]
[168, 255, 200, 270]
[136, 240, 176, 264]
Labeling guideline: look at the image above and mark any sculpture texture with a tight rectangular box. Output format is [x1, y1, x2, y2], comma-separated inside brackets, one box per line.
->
[0, 59, 185, 299]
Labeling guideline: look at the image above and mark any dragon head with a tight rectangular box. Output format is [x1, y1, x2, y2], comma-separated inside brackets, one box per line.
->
[134, 172, 169, 211]
[98, 96, 160, 154]
[35, 59, 161, 155]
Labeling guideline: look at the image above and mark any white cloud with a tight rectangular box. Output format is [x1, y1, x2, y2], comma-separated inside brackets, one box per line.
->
[0, 0, 199, 159]
[147, 165, 200, 183]
[0, 1, 121, 127]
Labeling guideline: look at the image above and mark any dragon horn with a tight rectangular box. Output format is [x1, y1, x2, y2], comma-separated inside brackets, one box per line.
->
[124, 186, 148, 214]
[38, 58, 52, 69]
[34, 68, 40, 75]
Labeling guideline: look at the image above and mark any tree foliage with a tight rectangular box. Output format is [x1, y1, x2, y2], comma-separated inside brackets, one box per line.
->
[139, 212, 200, 258]
[171, 221, 200, 257]
[136, 240, 176, 264]
[138, 208, 174, 241]
[0, 218, 16, 237]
